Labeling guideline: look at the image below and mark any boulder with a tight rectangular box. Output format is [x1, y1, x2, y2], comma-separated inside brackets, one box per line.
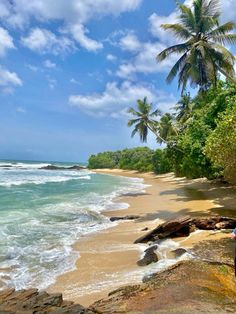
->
[134, 216, 236, 244]
[110, 215, 140, 222]
[137, 245, 158, 266]
[0, 289, 95, 314]
[134, 216, 192, 244]
[170, 248, 188, 259]
[40, 165, 85, 171]
[193, 216, 236, 230]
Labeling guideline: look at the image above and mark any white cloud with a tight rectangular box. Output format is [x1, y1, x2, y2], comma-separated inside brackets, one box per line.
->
[117, 41, 177, 79]
[47, 77, 57, 90]
[21, 28, 75, 55]
[107, 54, 117, 62]
[16, 107, 27, 113]
[149, 12, 178, 46]
[69, 81, 176, 117]
[119, 32, 141, 52]
[67, 23, 103, 51]
[2, 0, 142, 52]
[70, 78, 80, 85]
[0, 27, 15, 57]
[0, 66, 22, 93]
[43, 59, 56, 68]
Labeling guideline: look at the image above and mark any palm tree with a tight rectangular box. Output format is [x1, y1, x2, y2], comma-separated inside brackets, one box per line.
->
[127, 97, 164, 143]
[157, 0, 236, 93]
[174, 93, 193, 123]
[158, 113, 179, 144]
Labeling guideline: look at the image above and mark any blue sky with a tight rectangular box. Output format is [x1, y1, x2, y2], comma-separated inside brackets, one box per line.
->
[0, 0, 235, 162]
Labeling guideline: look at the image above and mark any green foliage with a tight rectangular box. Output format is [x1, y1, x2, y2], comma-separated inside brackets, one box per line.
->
[165, 81, 235, 179]
[205, 102, 236, 184]
[152, 149, 173, 174]
[88, 147, 155, 172]
[118, 147, 154, 172]
[88, 147, 174, 174]
[88, 151, 121, 169]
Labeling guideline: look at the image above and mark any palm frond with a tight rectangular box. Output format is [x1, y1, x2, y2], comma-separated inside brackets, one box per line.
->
[161, 23, 192, 40]
[207, 21, 236, 37]
[127, 107, 141, 117]
[127, 118, 141, 127]
[166, 52, 188, 83]
[204, 0, 220, 17]
[210, 34, 236, 45]
[157, 43, 189, 62]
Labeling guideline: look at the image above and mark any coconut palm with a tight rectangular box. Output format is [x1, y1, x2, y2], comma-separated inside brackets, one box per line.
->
[157, 0, 236, 93]
[158, 113, 179, 144]
[174, 93, 193, 123]
[127, 97, 164, 143]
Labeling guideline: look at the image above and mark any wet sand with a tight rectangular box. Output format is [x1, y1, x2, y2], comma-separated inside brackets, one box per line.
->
[48, 170, 236, 307]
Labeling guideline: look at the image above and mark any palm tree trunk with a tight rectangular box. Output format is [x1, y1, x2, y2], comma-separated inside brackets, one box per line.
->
[147, 125, 184, 153]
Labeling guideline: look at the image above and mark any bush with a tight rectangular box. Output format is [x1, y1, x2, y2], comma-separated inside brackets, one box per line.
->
[205, 103, 236, 184]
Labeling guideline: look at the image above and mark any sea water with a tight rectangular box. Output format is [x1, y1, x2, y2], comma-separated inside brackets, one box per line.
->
[0, 160, 146, 290]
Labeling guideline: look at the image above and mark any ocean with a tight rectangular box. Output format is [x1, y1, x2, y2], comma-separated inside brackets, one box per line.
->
[0, 160, 146, 291]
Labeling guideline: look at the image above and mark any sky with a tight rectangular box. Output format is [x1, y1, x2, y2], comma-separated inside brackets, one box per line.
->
[0, 0, 235, 162]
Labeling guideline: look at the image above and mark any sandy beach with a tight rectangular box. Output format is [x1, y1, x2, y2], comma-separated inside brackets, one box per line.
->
[48, 170, 236, 307]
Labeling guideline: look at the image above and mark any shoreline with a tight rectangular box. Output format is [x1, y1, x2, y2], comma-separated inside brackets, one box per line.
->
[48, 169, 235, 307]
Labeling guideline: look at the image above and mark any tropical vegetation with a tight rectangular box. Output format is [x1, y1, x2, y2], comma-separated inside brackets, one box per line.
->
[89, 0, 236, 184]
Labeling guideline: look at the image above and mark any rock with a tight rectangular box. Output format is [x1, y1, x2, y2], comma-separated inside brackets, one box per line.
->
[137, 245, 158, 266]
[134, 216, 236, 244]
[110, 215, 140, 222]
[40, 165, 85, 171]
[141, 227, 149, 231]
[193, 216, 236, 230]
[170, 248, 188, 258]
[91, 260, 236, 313]
[134, 216, 192, 244]
[0, 289, 95, 314]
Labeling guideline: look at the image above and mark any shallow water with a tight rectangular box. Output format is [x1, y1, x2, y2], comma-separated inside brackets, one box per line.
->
[0, 160, 147, 290]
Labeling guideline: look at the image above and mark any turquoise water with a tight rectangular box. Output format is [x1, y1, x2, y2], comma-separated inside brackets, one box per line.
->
[0, 160, 146, 290]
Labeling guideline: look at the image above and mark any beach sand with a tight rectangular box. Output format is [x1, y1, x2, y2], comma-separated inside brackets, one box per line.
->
[48, 170, 236, 307]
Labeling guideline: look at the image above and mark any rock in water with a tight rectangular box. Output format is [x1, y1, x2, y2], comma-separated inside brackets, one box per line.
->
[137, 245, 158, 266]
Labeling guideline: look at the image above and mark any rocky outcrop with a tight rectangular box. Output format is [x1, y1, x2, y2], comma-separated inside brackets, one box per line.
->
[90, 260, 236, 313]
[134, 215, 236, 243]
[0, 289, 96, 314]
[40, 165, 85, 171]
[137, 245, 158, 266]
[110, 215, 140, 222]
[134, 216, 193, 243]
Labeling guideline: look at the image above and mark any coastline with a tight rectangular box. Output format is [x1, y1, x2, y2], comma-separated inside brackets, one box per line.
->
[48, 169, 234, 307]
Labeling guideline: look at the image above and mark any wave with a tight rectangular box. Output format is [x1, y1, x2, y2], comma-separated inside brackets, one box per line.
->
[0, 172, 148, 291]
[0, 174, 91, 187]
[0, 162, 51, 170]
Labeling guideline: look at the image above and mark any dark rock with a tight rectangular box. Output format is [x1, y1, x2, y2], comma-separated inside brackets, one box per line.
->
[141, 227, 149, 231]
[193, 216, 236, 230]
[110, 215, 140, 222]
[0, 289, 96, 314]
[134, 216, 236, 244]
[134, 216, 192, 244]
[170, 248, 188, 258]
[40, 165, 85, 171]
[137, 245, 158, 266]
